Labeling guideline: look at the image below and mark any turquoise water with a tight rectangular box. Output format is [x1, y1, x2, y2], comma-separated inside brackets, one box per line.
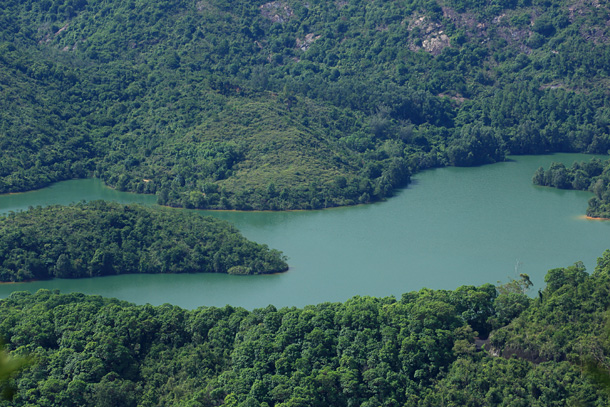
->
[1, 154, 608, 309]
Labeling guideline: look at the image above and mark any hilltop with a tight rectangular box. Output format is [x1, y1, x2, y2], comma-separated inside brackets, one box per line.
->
[2, 0, 610, 209]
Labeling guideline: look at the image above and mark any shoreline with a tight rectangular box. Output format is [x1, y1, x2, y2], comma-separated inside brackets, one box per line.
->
[0, 279, 39, 284]
[578, 215, 610, 221]
[0, 177, 376, 214]
[587, 215, 610, 221]
[0, 268, 290, 285]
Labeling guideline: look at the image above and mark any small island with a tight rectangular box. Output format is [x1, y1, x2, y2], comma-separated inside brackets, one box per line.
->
[0, 201, 288, 282]
[533, 158, 610, 218]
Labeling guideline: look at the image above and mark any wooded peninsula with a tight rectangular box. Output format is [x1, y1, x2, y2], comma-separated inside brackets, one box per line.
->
[0, 201, 288, 282]
[534, 158, 610, 218]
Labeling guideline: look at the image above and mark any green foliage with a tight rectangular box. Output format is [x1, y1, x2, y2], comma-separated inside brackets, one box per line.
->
[491, 254, 610, 364]
[489, 274, 532, 330]
[0, 201, 288, 281]
[533, 158, 610, 218]
[3, 254, 610, 406]
[422, 357, 601, 406]
[0, 286, 490, 406]
[580, 310, 610, 397]
[0, 341, 31, 400]
[2, 0, 610, 209]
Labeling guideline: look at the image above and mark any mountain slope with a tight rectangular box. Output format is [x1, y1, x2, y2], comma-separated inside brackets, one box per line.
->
[2, 0, 610, 209]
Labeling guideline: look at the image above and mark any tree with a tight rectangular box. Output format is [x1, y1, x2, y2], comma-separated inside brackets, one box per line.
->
[0, 341, 31, 400]
[532, 167, 544, 185]
[490, 274, 532, 329]
[54, 254, 73, 278]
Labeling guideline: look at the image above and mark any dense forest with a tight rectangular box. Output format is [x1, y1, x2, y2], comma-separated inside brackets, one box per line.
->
[533, 157, 610, 218]
[1, 253, 610, 406]
[3, 0, 610, 403]
[0, 201, 288, 282]
[2, 0, 610, 209]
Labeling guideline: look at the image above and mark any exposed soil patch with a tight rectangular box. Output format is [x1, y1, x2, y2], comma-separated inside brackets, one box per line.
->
[568, 0, 610, 43]
[260, 1, 294, 24]
[296, 33, 320, 51]
[406, 14, 451, 55]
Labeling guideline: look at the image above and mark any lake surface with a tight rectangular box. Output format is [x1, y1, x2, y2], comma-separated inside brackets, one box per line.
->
[1, 154, 609, 310]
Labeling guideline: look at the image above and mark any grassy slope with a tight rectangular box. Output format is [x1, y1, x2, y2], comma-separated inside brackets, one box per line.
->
[1, 0, 610, 209]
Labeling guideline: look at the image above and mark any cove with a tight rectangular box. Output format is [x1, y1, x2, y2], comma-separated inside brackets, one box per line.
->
[1, 154, 609, 310]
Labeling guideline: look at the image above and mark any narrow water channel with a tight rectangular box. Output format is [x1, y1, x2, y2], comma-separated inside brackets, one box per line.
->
[1, 154, 608, 309]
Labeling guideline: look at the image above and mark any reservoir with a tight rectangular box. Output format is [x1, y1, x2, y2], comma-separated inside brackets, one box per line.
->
[1, 154, 608, 309]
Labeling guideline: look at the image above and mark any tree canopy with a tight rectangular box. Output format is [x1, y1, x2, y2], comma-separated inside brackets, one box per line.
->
[533, 158, 610, 218]
[2, 252, 610, 405]
[0, 201, 288, 282]
[2, 0, 610, 209]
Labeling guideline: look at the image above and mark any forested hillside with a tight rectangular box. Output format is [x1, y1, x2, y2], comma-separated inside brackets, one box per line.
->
[1, 253, 610, 406]
[2, 0, 610, 209]
[0, 201, 288, 282]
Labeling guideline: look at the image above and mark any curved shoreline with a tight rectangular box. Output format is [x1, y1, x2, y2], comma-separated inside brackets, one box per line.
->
[578, 215, 610, 221]
[0, 267, 290, 285]
[0, 279, 39, 285]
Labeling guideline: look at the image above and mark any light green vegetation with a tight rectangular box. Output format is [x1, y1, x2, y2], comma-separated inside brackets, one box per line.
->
[2, 0, 610, 209]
